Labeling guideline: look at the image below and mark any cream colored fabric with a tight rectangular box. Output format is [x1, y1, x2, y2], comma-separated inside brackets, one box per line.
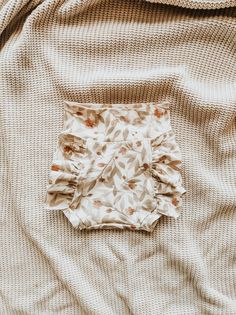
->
[146, 0, 236, 9]
[44, 101, 186, 232]
[0, 0, 236, 314]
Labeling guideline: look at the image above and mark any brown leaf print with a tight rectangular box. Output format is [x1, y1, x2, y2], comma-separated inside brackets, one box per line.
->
[111, 119, 118, 126]
[127, 207, 135, 215]
[118, 161, 125, 169]
[94, 114, 100, 126]
[127, 156, 136, 164]
[68, 180, 77, 187]
[85, 118, 95, 128]
[128, 181, 136, 190]
[51, 164, 61, 171]
[88, 180, 97, 191]
[120, 115, 130, 123]
[133, 118, 142, 124]
[114, 130, 121, 138]
[98, 114, 105, 123]
[141, 147, 146, 160]
[158, 155, 171, 163]
[168, 160, 181, 171]
[145, 199, 153, 209]
[107, 127, 115, 137]
[136, 141, 142, 147]
[93, 200, 102, 208]
[97, 162, 106, 167]
[123, 129, 129, 140]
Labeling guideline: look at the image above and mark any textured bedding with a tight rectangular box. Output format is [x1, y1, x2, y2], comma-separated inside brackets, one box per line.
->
[0, 0, 236, 314]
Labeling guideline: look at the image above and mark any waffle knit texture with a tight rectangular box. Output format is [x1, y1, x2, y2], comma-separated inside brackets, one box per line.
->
[0, 0, 236, 314]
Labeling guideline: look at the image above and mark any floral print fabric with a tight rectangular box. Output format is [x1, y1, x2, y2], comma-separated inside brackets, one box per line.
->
[44, 101, 186, 232]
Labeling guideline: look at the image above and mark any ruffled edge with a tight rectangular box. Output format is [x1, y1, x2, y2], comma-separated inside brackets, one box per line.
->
[149, 129, 187, 219]
[43, 156, 83, 211]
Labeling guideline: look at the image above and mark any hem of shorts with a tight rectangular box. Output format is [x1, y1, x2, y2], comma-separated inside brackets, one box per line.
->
[62, 208, 164, 232]
[44, 202, 183, 232]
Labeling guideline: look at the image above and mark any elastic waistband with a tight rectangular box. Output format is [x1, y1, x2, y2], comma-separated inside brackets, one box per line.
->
[61, 100, 172, 142]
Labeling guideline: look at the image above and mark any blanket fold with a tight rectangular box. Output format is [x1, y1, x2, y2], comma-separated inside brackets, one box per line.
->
[0, 0, 235, 314]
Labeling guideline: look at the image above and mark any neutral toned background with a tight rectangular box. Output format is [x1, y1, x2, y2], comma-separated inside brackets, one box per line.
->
[0, 0, 235, 314]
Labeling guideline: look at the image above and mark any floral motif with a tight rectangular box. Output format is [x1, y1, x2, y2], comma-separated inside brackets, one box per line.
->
[85, 118, 95, 128]
[44, 100, 186, 232]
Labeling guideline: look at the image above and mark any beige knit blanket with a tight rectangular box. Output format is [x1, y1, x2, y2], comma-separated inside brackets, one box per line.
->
[0, 0, 235, 314]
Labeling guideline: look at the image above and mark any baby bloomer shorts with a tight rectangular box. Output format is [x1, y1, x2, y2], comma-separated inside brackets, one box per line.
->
[44, 101, 186, 232]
